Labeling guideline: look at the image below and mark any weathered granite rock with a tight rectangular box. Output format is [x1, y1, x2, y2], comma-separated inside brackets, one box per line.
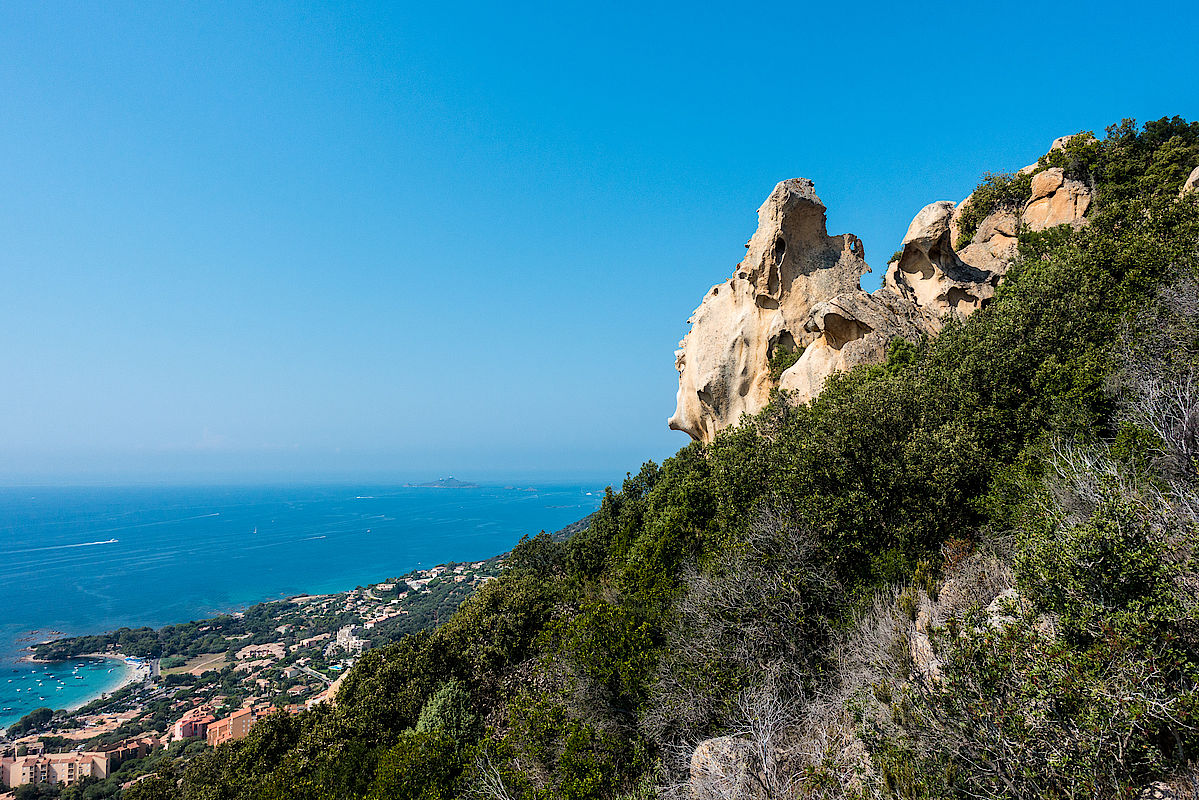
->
[885, 201, 999, 331]
[1023, 167, 1091, 231]
[1182, 165, 1199, 197]
[778, 289, 921, 402]
[690, 736, 763, 800]
[671, 139, 1096, 442]
[1139, 782, 1180, 799]
[957, 207, 1019, 276]
[668, 179, 878, 442]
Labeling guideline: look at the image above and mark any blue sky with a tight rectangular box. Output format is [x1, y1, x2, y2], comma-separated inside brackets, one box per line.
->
[1, 1, 1196, 484]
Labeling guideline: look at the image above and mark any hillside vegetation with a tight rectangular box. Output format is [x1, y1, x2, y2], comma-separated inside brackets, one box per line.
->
[124, 118, 1199, 800]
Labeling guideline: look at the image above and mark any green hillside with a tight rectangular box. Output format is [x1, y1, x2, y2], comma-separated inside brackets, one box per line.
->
[120, 117, 1199, 800]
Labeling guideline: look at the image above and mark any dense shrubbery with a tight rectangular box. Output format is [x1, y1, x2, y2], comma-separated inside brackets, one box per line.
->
[146, 118, 1199, 799]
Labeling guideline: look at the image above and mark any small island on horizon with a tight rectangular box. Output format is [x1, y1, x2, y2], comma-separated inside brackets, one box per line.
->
[405, 477, 479, 489]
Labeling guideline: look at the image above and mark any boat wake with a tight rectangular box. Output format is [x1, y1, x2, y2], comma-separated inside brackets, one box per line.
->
[8, 539, 119, 554]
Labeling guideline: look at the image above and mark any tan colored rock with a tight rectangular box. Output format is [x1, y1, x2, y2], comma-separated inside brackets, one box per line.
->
[669, 179, 878, 442]
[1139, 781, 1179, 800]
[884, 201, 999, 331]
[948, 193, 972, 246]
[670, 141, 1095, 442]
[1139, 764, 1199, 799]
[690, 736, 763, 800]
[778, 289, 921, 402]
[957, 208, 1019, 276]
[1022, 166, 1091, 231]
[1051, 134, 1075, 152]
[1051, 132, 1096, 152]
[1181, 165, 1199, 197]
[910, 594, 941, 683]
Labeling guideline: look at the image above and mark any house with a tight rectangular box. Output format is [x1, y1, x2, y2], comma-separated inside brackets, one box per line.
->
[333, 626, 370, 655]
[235, 642, 285, 661]
[205, 703, 288, 748]
[0, 752, 109, 788]
[97, 737, 157, 768]
[206, 707, 253, 747]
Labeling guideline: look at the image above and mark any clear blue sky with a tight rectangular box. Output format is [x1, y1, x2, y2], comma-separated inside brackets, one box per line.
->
[1, 1, 1196, 485]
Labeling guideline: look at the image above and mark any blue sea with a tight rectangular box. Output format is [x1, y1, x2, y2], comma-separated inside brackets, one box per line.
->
[0, 483, 603, 728]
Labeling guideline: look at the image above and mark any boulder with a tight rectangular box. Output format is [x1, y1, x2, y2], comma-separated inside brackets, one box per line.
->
[1139, 781, 1182, 799]
[690, 736, 763, 800]
[1181, 165, 1199, 197]
[1022, 167, 1091, 231]
[669, 179, 879, 442]
[957, 207, 1019, 276]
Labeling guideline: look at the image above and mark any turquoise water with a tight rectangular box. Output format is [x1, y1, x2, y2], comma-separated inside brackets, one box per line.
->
[2, 657, 135, 727]
[0, 483, 603, 728]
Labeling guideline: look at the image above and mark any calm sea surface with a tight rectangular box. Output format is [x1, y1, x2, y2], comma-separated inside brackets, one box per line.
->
[0, 483, 603, 728]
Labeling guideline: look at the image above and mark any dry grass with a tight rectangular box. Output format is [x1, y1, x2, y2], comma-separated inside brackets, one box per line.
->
[163, 652, 228, 677]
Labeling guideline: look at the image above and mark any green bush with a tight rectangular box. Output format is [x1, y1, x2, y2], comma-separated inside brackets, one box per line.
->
[8, 707, 54, 737]
[768, 342, 804, 380]
[414, 679, 478, 744]
[366, 731, 461, 800]
[955, 170, 1036, 248]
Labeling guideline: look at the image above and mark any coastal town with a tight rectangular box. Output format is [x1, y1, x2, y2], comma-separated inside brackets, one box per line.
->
[0, 556, 504, 797]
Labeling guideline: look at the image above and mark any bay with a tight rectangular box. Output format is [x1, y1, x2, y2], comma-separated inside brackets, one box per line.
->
[0, 483, 603, 728]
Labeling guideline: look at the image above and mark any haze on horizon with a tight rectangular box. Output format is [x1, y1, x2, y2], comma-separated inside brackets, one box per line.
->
[2, 1, 1196, 485]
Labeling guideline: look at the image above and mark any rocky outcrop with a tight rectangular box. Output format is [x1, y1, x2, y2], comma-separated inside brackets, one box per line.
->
[885, 201, 1000, 331]
[958, 208, 1019, 275]
[1182, 165, 1199, 197]
[670, 139, 1095, 443]
[1023, 167, 1091, 231]
[778, 289, 921, 403]
[668, 179, 880, 441]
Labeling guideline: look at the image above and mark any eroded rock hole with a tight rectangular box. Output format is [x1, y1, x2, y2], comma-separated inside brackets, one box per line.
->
[768, 330, 803, 379]
[768, 330, 797, 359]
[824, 313, 872, 350]
[947, 287, 979, 313]
[755, 294, 779, 310]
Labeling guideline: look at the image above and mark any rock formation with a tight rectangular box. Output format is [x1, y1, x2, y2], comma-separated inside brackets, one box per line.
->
[777, 289, 921, 403]
[668, 179, 885, 441]
[1023, 167, 1091, 231]
[670, 139, 1094, 443]
[885, 201, 1000, 331]
[1182, 165, 1199, 197]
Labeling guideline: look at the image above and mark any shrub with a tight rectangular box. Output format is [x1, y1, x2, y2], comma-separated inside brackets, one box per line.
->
[768, 343, 804, 380]
[415, 679, 479, 744]
[366, 731, 461, 800]
[955, 170, 1035, 248]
